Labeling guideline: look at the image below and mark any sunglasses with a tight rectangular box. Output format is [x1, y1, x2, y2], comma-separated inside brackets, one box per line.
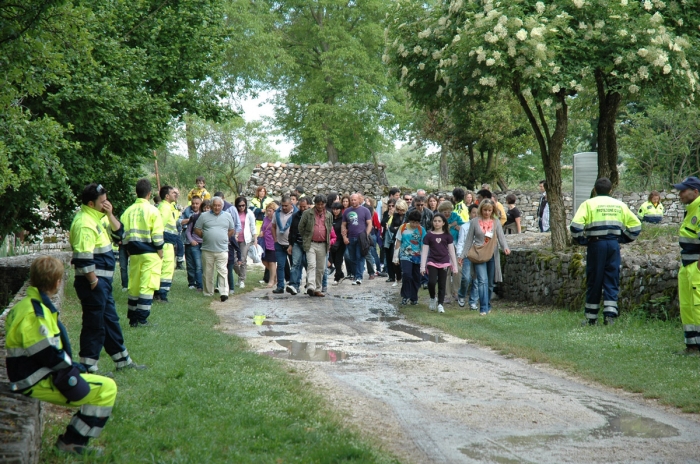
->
[96, 184, 106, 195]
[236, 204, 246, 207]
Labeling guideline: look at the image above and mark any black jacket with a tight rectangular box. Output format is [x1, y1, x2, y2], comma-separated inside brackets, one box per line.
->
[287, 209, 305, 246]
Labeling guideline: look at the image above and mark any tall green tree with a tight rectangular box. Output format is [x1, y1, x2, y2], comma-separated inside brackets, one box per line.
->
[271, 0, 405, 163]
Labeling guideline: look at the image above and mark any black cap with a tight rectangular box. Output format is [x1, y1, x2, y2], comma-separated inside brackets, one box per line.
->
[672, 176, 700, 191]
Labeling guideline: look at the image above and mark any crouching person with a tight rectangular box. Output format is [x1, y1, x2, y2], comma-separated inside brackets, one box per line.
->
[5, 256, 117, 456]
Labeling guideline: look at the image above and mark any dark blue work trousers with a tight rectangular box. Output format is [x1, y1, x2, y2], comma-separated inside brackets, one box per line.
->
[585, 239, 621, 320]
[74, 276, 129, 368]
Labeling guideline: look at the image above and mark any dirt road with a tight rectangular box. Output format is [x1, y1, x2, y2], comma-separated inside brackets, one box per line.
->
[216, 278, 700, 463]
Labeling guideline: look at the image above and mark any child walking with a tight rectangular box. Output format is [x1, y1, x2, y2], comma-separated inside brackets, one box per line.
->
[393, 210, 426, 305]
[420, 213, 459, 313]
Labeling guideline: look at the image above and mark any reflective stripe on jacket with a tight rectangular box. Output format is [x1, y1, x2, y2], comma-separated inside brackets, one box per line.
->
[5, 287, 72, 392]
[679, 195, 700, 267]
[638, 201, 664, 223]
[569, 195, 641, 246]
[69, 205, 120, 277]
[120, 198, 164, 255]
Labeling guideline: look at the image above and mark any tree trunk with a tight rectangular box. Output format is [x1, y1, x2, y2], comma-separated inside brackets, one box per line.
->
[595, 69, 621, 191]
[185, 116, 197, 161]
[439, 143, 449, 189]
[325, 137, 339, 163]
[512, 79, 569, 251]
[467, 142, 476, 190]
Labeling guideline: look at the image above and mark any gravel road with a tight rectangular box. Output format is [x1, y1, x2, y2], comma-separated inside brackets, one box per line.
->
[215, 277, 700, 464]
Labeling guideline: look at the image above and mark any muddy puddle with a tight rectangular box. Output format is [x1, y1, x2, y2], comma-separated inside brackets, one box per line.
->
[388, 324, 446, 343]
[263, 340, 351, 362]
[259, 330, 297, 337]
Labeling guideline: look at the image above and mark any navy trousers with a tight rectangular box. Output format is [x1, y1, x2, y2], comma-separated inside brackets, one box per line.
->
[584, 239, 621, 322]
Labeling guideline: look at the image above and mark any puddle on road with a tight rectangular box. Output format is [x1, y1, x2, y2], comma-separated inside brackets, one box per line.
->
[247, 319, 290, 326]
[259, 330, 296, 337]
[366, 317, 401, 322]
[388, 324, 447, 343]
[263, 340, 350, 362]
[592, 407, 679, 439]
[459, 446, 522, 464]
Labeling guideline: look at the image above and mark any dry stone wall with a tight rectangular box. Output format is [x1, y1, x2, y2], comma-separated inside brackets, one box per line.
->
[494, 189, 683, 233]
[499, 234, 680, 317]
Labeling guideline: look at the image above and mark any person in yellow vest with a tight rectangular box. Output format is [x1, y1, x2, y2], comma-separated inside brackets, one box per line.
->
[637, 190, 664, 224]
[156, 185, 178, 302]
[121, 178, 164, 326]
[452, 187, 470, 222]
[570, 178, 641, 326]
[187, 175, 211, 203]
[5, 256, 117, 456]
[674, 177, 700, 355]
[69, 183, 144, 372]
[249, 185, 273, 235]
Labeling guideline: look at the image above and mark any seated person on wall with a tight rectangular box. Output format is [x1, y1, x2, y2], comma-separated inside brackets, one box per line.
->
[637, 190, 664, 224]
[5, 256, 117, 456]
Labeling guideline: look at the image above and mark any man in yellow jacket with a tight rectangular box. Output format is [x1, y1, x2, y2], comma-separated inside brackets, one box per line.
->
[5, 256, 117, 455]
[156, 185, 178, 302]
[570, 178, 641, 326]
[121, 178, 164, 326]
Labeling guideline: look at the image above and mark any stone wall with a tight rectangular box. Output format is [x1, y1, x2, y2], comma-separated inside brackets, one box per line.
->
[499, 234, 679, 317]
[493, 189, 682, 233]
[0, 252, 71, 464]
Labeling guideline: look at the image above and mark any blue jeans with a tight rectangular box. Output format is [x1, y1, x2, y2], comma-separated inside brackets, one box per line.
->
[458, 261, 478, 306]
[118, 245, 129, 289]
[322, 253, 328, 289]
[185, 244, 202, 289]
[474, 256, 495, 313]
[275, 242, 290, 290]
[226, 261, 236, 292]
[345, 237, 365, 281]
[175, 236, 185, 259]
[290, 243, 307, 291]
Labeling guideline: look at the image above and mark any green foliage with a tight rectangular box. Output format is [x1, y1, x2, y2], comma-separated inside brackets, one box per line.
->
[619, 103, 700, 189]
[270, 0, 406, 163]
[158, 117, 283, 197]
[42, 270, 397, 463]
[380, 144, 438, 190]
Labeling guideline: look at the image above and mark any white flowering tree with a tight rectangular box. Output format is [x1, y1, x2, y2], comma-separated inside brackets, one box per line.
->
[387, 0, 699, 251]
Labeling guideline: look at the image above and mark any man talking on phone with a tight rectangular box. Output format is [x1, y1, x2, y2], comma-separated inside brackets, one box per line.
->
[69, 183, 146, 374]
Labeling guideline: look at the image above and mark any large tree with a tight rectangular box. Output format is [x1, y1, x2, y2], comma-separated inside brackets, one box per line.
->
[271, 0, 405, 163]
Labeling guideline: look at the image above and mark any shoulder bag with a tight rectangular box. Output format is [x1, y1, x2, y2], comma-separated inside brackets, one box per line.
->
[467, 235, 498, 264]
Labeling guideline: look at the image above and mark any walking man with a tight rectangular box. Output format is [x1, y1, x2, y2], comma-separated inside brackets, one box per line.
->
[342, 193, 373, 284]
[286, 196, 311, 295]
[194, 196, 236, 301]
[570, 178, 641, 326]
[299, 194, 333, 297]
[69, 183, 144, 371]
[155, 185, 178, 302]
[272, 195, 295, 294]
[674, 177, 700, 355]
[121, 178, 164, 327]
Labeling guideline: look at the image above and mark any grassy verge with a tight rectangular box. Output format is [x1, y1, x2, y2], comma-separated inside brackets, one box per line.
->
[401, 299, 700, 413]
[42, 266, 397, 463]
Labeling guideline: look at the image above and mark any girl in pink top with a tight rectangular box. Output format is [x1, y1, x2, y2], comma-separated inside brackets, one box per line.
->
[420, 213, 458, 313]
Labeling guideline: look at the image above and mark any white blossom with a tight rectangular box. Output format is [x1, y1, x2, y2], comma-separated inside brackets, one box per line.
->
[652, 52, 668, 67]
[621, 0, 628, 5]
[477, 50, 486, 62]
[618, 29, 628, 37]
[536, 43, 547, 52]
[516, 57, 527, 66]
[544, 98, 553, 106]
[638, 66, 649, 79]
[536, 2, 545, 13]
[531, 27, 545, 38]
[418, 63, 425, 70]
[493, 51, 501, 60]
[463, 86, 469, 95]
[552, 84, 560, 93]
[513, 18, 524, 27]
[575, 84, 584, 92]
[522, 87, 533, 97]
[449, 0, 464, 14]
[579, 22, 587, 29]
[643, 0, 652, 10]
[401, 66, 408, 78]
[486, 58, 496, 66]
[614, 56, 623, 65]
[595, 20, 605, 28]
[453, 34, 461, 43]
[382, 54, 389, 64]
[485, 32, 499, 43]
[401, 51, 408, 57]
[629, 84, 640, 93]
[663, 64, 672, 74]
[438, 16, 448, 26]
[573, 0, 584, 7]
[552, 66, 561, 74]
[479, 76, 497, 87]
[569, 80, 577, 87]
[650, 12, 663, 25]
[677, 18, 684, 26]
[418, 28, 432, 39]
[414, 46, 422, 54]
[437, 85, 444, 96]
[637, 48, 649, 57]
[498, 15, 509, 25]
[516, 29, 528, 41]
[409, 79, 416, 87]
[494, 23, 508, 38]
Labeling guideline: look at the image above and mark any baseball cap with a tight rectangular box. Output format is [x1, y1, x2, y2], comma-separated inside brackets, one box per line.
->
[672, 176, 700, 191]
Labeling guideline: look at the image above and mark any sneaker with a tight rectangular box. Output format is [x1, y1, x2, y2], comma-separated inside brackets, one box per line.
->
[385, 278, 395, 283]
[239, 281, 245, 289]
[437, 304, 444, 313]
[429, 298, 437, 311]
[221, 295, 228, 302]
[332, 281, 339, 286]
[55, 436, 104, 456]
[392, 282, 398, 287]
[469, 304, 478, 311]
[286, 285, 298, 295]
[378, 272, 388, 277]
[401, 298, 408, 305]
[480, 311, 488, 316]
[116, 361, 148, 371]
[272, 288, 284, 294]
[188, 285, 196, 290]
[259, 280, 266, 284]
[458, 298, 465, 307]
[351, 280, 357, 285]
[355, 280, 362, 285]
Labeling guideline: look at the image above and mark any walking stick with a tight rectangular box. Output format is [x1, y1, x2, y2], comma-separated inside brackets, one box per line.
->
[154, 150, 161, 192]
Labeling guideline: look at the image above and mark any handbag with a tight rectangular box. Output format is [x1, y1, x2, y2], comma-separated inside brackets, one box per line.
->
[467, 235, 498, 264]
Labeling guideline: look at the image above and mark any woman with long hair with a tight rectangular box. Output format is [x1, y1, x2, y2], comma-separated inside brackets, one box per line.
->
[250, 186, 273, 234]
[461, 199, 511, 315]
[340, 195, 350, 210]
[330, 202, 346, 284]
[427, 195, 439, 214]
[260, 202, 279, 288]
[393, 209, 426, 305]
[385, 199, 408, 286]
[233, 196, 256, 288]
[420, 213, 459, 313]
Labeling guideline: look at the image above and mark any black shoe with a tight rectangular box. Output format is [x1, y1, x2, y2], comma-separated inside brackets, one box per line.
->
[286, 285, 298, 295]
[401, 298, 408, 305]
[378, 272, 388, 277]
[175, 262, 185, 270]
[153, 293, 161, 301]
[272, 288, 284, 294]
[116, 361, 148, 371]
[55, 436, 103, 456]
[221, 295, 228, 302]
[581, 318, 597, 326]
[386, 278, 395, 283]
[410, 300, 418, 305]
[214, 289, 219, 294]
[129, 322, 138, 328]
[422, 283, 428, 290]
[604, 316, 615, 326]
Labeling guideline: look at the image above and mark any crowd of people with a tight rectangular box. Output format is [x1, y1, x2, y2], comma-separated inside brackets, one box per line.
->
[6, 170, 688, 456]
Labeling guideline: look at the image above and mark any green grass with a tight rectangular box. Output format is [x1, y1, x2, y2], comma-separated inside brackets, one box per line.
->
[401, 299, 700, 413]
[41, 267, 398, 463]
